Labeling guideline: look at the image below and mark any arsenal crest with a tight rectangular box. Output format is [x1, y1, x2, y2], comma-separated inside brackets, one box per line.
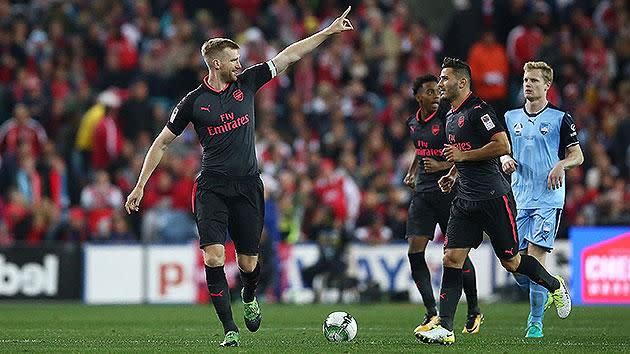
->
[432, 124, 440, 136]
[233, 89, 244, 101]
[457, 116, 465, 127]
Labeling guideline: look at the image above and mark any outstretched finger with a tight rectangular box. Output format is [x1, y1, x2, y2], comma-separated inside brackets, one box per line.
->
[341, 6, 351, 18]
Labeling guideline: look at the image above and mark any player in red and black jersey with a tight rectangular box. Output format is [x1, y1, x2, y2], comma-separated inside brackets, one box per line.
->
[125, 7, 354, 348]
[403, 74, 482, 336]
[416, 58, 571, 346]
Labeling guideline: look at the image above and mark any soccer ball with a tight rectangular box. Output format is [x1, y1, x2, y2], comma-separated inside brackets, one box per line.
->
[322, 311, 358, 342]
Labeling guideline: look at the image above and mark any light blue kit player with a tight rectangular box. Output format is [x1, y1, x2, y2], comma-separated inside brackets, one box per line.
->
[501, 61, 584, 338]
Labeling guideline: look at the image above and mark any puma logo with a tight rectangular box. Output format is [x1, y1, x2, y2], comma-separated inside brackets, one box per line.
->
[440, 293, 446, 300]
[504, 249, 514, 256]
[210, 290, 224, 297]
[200, 105, 211, 112]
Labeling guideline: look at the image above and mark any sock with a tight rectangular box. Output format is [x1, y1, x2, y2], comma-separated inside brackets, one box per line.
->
[240, 263, 261, 303]
[438, 267, 463, 331]
[513, 273, 530, 292]
[462, 256, 479, 316]
[529, 281, 548, 325]
[515, 255, 560, 291]
[408, 252, 437, 315]
[205, 265, 237, 333]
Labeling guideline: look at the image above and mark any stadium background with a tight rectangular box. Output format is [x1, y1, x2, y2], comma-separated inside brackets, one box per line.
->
[0, 0, 629, 317]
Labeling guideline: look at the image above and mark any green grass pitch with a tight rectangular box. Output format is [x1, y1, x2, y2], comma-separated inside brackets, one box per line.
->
[1, 302, 629, 353]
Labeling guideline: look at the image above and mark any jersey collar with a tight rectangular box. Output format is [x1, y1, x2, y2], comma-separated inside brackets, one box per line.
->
[416, 107, 438, 123]
[450, 92, 472, 113]
[522, 102, 550, 118]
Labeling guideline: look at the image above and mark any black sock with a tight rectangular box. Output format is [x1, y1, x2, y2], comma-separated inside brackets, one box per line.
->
[240, 263, 261, 303]
[515, 254, 560, 291]
[438, 267, 463, 331]
[462, 256, 480, 316]
[408, 252, 437, 315]
[205, 265, 237, 333]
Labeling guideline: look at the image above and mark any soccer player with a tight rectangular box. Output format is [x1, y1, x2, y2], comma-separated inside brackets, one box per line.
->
[404, 74, 483, 336]
[124, 7, 354, 347]
[415, 57, 571, 345]
[501, 61, 583, 338]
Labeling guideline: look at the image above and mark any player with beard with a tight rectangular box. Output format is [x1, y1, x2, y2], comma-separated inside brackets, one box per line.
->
[416, 58, 571, 346]
[125, 7, 354, 347]
[404, 74, 483, 336]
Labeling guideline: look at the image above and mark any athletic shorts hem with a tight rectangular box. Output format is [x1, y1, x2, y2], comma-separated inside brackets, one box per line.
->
[522, 237, 554, 252]
[405, 233, 434, 241]
[198, 241, 224, 249]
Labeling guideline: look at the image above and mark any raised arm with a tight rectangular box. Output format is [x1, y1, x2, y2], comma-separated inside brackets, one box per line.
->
[125, 127, 177, 213]
[271, 6, 353, 74]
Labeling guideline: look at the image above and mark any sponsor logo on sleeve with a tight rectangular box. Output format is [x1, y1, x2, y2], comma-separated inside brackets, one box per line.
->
[481, 114, 495, 130]
[169, 107, 179, 123]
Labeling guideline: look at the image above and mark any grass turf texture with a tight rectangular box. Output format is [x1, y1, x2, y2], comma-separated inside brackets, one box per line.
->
[1, 302, 629, 353]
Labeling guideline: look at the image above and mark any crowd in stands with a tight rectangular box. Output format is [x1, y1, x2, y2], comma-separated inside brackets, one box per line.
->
[0, 0, 628, 247]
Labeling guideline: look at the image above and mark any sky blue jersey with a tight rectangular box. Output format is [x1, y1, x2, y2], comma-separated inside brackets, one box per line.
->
[504, 104, 580, 209]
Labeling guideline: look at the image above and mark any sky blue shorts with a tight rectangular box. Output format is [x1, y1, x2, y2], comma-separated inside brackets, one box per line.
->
[516, 208, 562, 252]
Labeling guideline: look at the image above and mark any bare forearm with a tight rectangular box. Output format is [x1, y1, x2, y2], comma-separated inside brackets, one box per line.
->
[447, 164, 458, 177]
[559, 147, 584, 170]
[462, 141, 509, 162]
[135, 142, 167, 189]
[407, 156, 419, 175]
[273, 30, 331, 73]
[437, 161, 454, 171]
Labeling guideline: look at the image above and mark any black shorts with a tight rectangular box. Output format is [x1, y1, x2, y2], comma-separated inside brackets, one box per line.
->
[445, 192, 518, 259]
[192, 174, 264, 255]
[406, 191, 454, 239]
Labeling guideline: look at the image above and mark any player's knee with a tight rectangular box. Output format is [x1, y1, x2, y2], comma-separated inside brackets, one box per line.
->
[407, 236, 429, 253]
[237, 256, 258, 273]
[203, 246, 225, 267]
[500, 257, 519, 273]
[442, 251, 464, 268]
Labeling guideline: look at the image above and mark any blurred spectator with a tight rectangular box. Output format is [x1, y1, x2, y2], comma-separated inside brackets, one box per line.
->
[91, 94, 123, 170]
[80, 170, 123, 237]
[141, 168, 195, 243]
[468, 29, 509, 116]
[0, 103, 47, 158]
[0, 0, 626, 246]
[119, 78, 153, 141]
[301, 207, 348, 289]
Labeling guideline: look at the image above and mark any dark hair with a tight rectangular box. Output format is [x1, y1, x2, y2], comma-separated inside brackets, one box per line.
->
[441, 57, 472, 83]
[412, 74, 439, 95]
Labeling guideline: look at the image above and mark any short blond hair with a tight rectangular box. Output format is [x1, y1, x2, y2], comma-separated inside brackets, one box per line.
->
[201, 38, 239, 66]
[523, 61, 553, 84]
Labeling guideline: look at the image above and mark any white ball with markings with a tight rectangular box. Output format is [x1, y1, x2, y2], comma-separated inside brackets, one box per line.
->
[322, 311, 358, 342]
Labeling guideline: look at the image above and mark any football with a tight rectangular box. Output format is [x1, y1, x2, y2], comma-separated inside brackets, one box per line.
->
[322, 311, 358, 342]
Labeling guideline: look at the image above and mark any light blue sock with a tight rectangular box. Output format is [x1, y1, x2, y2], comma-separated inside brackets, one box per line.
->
[529, 281, 548, 326]
[513, 273, 530, 292]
